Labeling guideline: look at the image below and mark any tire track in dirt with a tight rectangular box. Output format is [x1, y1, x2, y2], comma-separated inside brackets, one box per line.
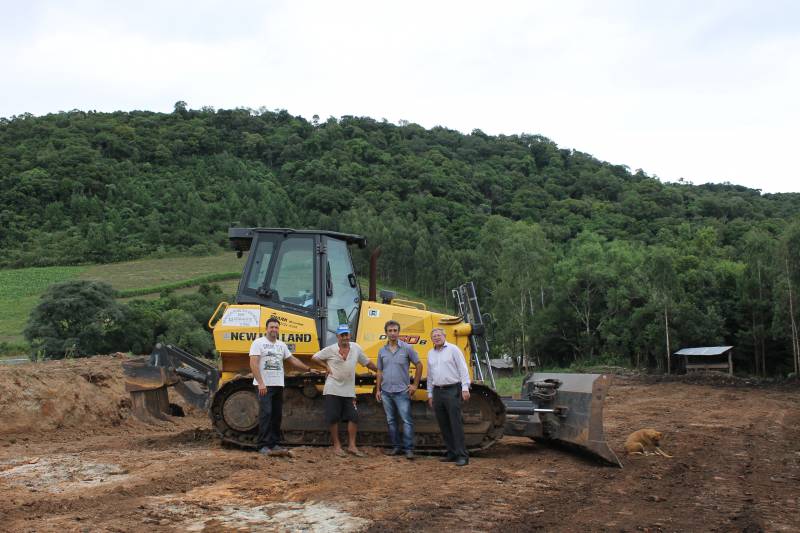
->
[732, 400, 800, 532]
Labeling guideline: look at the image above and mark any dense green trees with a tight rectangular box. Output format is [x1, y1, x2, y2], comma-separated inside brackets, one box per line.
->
[3, 106, 800, 373]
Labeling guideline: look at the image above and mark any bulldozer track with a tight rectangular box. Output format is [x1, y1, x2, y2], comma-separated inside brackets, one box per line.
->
[210, 376, 506, 452]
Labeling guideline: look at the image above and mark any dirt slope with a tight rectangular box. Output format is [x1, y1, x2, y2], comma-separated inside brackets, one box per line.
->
[1, 358, 798, 532]
[0, 355, 201, 440]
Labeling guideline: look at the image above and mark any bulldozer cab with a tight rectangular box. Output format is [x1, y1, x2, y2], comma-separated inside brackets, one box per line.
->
[229, 228, 367, 347]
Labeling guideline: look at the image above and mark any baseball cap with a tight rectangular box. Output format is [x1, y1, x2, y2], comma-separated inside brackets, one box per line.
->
[335, 324, 350, 336]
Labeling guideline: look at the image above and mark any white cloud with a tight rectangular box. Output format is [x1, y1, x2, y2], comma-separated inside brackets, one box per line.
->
[1, 0, 798, 192]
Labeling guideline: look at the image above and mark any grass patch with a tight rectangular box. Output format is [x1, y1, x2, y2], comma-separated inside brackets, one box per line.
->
[490, 367, 576, 396]
[119, 278, 241, 302]
[0, 266, 86, 345]
[493, 374, 527, 396]
[0, 341, 31, 358]
[79, 253, 245, 290]
[117, 272, 241, 297]
[0, 295, 39, 344]
[0, 253, 246, 345]
[0, 266, 87, 299]
[0, 253, 450, 352]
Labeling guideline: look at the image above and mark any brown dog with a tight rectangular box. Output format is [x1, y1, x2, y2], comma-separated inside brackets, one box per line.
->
[624, 428, 672, 457]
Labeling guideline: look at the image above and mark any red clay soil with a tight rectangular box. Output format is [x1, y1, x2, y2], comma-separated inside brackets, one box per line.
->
[1, 356, 798, 532]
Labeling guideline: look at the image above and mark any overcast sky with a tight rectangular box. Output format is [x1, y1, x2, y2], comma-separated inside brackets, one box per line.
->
[2, 0, 799, 193]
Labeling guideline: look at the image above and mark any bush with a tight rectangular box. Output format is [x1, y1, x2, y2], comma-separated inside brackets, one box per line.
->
[24, 280, 126, 358]
[0, 341, 29, 357]
[24, 280, 228, 359]
[157, 309, 214, 356]
[122, 299, 161, 354]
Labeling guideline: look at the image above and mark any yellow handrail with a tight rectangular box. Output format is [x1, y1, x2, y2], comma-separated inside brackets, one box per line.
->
[391, 298, 427, 311]
[208, 301, 230, 329]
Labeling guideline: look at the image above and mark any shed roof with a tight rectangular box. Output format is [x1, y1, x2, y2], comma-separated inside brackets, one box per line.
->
[489, 359, 514, 369]
[673, 346, 734, 356]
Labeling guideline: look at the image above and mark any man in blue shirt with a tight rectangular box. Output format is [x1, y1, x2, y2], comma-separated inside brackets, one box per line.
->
[375, 320, 423, 460]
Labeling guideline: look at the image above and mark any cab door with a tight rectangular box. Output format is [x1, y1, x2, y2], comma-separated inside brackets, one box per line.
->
[321, 236, 362, 346]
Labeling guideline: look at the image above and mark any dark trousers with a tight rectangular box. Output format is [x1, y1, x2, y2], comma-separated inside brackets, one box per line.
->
[257, 386, 284, 449]
[433, 384, 467, 460]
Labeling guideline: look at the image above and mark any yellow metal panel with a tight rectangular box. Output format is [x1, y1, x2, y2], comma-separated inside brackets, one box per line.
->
[213, 304, 321, 377]
[389, 312, 426, 332]
[355, 301, 475, 395]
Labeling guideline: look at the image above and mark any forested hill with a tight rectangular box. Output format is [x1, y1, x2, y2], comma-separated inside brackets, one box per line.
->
[2, 104, 799, 374]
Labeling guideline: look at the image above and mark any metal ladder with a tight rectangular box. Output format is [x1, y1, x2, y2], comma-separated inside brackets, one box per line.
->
[452, 281, 496, 390]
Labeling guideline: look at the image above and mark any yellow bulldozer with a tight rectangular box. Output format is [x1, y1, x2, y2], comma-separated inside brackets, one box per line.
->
[123, 228, 620, 466]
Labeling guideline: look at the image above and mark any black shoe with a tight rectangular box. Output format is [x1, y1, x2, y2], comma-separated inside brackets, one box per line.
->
[385, 448, 403, 456]
[404, 451, 415, 460]
[455, 457, 469, 467]
[439, 455, 456, 462]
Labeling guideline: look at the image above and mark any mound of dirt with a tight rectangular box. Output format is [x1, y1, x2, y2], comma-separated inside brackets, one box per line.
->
[622, 370, 795, 388]
[0, 354, 199, 438]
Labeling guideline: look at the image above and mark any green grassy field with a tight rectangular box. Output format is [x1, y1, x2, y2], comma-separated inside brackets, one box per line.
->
[0, 266, 88, 348]
[117, 278, 242, 302]
[78, 254, 246, 290]
[0, 253, 247, 352]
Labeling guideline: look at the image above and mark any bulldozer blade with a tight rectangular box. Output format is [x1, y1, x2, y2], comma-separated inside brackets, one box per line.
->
[122, 358, 179, 392]
[123, 357, 180, 422]
[129, 388, 171, 422]
[503, 373, 621, 467]
[174, 381, 211, 410]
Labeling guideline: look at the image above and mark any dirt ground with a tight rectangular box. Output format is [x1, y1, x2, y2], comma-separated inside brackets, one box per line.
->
[1, 356, 798, 532]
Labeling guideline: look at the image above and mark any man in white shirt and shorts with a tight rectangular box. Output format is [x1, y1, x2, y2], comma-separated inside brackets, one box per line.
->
[312, 324, 378, 457]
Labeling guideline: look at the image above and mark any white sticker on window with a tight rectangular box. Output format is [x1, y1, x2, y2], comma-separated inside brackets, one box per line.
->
[221, 308, 261, 327]
[368, 309, 380, 317]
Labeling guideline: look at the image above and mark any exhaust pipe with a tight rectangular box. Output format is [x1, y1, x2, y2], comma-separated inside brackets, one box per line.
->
[368, 247, 381, 301]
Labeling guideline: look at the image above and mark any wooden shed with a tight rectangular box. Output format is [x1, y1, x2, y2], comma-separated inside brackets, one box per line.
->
[672, 346, 734, 375]
[488, 358, 515, 378]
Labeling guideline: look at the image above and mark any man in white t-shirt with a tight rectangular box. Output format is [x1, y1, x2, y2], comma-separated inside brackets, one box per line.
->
[312, 324, 377, 457]
[249, 316, 317, 456]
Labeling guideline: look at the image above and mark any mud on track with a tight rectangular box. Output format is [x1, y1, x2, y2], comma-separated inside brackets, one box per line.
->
[1, 356, 799, 532]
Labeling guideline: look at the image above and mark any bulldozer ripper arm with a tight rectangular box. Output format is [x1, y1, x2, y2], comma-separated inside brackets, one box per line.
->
[123, 344, 221, 421]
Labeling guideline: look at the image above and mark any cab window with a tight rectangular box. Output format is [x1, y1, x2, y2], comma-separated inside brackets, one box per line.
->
[325, 238, 361, 344]
[269, 237, 315, 308]
[245, 240, 275, 290]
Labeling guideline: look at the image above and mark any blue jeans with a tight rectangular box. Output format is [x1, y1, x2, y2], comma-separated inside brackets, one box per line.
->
[381, 390, 414, 451]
